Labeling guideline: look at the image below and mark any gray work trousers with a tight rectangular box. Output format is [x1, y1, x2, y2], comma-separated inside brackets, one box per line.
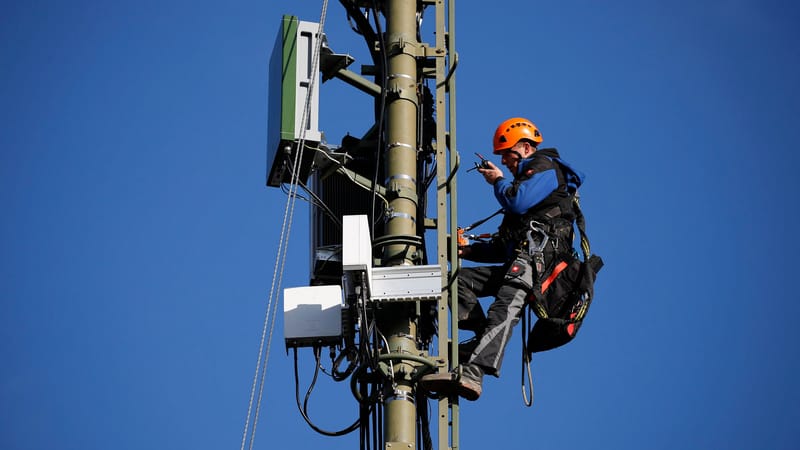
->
[457, 253, 534, 376]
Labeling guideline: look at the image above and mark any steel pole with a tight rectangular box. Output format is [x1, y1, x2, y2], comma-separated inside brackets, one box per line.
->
[381, 0, 421, 449]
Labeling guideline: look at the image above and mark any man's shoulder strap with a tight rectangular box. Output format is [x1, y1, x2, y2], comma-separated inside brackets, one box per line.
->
[518, 148, 559, 182]
[572, 192, 593, 259]
[536, 147, 561, 159]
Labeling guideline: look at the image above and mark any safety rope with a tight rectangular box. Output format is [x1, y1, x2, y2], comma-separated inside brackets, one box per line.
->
[520, 308, 534, 407]
[240, 2, 330, 450]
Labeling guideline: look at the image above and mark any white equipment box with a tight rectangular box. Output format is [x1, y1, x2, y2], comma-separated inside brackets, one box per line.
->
[284, 285, 343, 348]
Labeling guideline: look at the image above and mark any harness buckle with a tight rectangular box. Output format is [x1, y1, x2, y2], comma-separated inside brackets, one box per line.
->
[526, 222, 549, 253]
[526, 221, 549, 275]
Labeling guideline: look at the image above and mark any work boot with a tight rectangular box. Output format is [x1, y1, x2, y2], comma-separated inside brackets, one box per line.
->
[457, 363, 484, 400]
[420, 363, 484, 401]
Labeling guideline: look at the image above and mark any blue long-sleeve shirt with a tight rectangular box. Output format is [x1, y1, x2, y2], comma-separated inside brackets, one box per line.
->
[492, 156, 559, 214]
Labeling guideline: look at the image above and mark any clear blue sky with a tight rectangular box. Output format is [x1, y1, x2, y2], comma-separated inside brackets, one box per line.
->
[3, 1, 800, 449]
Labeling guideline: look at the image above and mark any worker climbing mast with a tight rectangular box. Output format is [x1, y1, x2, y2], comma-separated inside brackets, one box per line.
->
[260, 1, 463, 450]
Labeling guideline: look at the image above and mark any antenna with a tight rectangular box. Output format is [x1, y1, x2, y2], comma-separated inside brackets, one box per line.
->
[265, 2, 461, 449]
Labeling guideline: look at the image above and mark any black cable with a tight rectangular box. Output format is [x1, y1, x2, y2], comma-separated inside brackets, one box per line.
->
[297, 177, 343, 229]
[417, 398, 433, 450]
[332, 345, 359, 381]
[283, 159, 343, 229]
[377, 400, 383, 450]
[462, 208, 504, 232]
[280, 183, 311, 203]
[362, 400, 370, 450]
[339, 1, 380, 65]
[370, 1, 388, 238]
[371, 396, 378, 450]
[358, 277, 379, 370]
[293, 347, 361, 436]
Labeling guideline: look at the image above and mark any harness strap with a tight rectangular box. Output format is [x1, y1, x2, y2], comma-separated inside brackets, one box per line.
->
[573, 193, 591, 259]
[541, 261, 568, 293]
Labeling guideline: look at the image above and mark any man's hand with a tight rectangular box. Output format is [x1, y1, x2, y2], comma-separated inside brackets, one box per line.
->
[478, 161, 504, 185]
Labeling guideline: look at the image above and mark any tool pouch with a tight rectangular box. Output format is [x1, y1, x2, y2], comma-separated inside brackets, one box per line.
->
[526, 253, 603, 354]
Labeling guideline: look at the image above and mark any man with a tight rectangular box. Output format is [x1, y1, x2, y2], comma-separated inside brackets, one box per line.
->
[421, 117, 583, 400]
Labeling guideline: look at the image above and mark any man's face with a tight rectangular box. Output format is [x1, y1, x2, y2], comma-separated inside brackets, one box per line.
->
[499, 142, 531, 173]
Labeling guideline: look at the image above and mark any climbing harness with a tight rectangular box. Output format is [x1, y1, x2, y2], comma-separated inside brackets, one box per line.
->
[519, 194, 603, 406]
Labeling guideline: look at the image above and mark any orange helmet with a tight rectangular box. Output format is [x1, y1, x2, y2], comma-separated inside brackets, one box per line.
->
[492, 117, 543, 154]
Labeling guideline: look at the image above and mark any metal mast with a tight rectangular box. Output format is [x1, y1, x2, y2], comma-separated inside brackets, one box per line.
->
[380, 1, 424, 448]
[379, 0, 459, 448]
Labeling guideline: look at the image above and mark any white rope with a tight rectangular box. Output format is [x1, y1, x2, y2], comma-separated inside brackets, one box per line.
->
[240, 2, 331, 450]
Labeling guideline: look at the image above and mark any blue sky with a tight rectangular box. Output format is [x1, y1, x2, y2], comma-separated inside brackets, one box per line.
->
[3, 1, 800, 449]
